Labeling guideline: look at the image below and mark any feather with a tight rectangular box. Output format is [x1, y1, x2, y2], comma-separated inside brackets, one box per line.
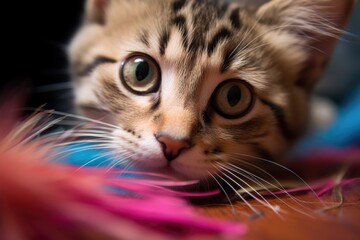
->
[0, 104, 246, 240]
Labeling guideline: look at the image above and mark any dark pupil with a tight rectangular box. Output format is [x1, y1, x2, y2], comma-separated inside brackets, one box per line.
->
[227, 86, 242, 107]
[135, 61, 150, 82]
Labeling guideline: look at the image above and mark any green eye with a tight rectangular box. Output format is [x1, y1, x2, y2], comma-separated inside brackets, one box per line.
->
[120, 54, 161, 94]
[211, 80, 254, 119]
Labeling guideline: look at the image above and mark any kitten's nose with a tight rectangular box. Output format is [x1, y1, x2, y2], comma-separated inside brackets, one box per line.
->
[156, 135, 191, 161]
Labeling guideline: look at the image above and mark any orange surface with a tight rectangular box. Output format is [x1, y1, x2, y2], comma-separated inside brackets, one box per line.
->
[201, 186, 360, 240]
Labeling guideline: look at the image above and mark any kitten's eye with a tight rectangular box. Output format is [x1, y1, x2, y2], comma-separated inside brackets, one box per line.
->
[120, 54, 160, 94]
[211, 80, 254, 119]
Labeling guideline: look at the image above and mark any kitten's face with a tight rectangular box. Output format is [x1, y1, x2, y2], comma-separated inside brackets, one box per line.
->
[69, 0, 353, 179]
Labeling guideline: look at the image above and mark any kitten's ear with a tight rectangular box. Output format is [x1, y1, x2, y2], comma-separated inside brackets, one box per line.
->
[85, 0, 110, 24]
[256, 0, 355, 90]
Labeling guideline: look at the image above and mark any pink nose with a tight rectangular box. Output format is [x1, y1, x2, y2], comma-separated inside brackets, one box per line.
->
[156, 135, 191, 161]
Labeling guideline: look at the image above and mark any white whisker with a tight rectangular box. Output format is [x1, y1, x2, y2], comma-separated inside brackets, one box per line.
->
[20, 117, 67, 144]
[23, 108, 121, 130]
[220, 161, 314, 217]
[208, 171, 237, 215]
[35, 82, 72, 93]
[51, 144, 117, 159]
[226, 161, 311, 207]
[76, 151, 118, 171]
[216, 162, 280, 215]
[231, 152, 325, 206]
[216, 172, 260, 215]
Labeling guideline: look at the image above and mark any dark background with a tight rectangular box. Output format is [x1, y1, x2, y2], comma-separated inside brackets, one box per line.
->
[2, 0, 360, 113]
[2, 0, 85, 112]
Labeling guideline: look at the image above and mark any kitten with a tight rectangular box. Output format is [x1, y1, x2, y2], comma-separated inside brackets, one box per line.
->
[68, 0, 354, 180]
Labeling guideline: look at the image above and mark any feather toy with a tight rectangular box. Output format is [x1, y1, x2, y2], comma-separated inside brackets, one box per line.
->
[1, 90, 359, 239]
[0, 102, 246, 240]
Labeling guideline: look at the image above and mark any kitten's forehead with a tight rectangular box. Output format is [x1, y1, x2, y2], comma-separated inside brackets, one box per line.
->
[160, 0, 250, 58]
[147, 0, 269, 100]
[71, 0, 287, 108]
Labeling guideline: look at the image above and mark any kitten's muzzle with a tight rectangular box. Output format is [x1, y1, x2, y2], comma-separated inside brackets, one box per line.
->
[155, 135, 191, 161]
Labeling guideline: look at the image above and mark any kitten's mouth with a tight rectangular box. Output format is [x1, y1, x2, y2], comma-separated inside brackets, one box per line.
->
[154, 165, 192, 180]
[132, 162, 194, 181]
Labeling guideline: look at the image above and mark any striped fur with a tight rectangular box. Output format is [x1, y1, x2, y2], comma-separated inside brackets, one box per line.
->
[68, 0, 354, 179]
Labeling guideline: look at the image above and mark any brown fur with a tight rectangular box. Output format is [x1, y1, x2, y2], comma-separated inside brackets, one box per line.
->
[68, 0, 354, 179]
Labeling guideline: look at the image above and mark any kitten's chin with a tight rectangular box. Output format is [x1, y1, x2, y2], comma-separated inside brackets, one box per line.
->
[170, 160, 215, 180]
[157, 166, 194, 180]
[130, 163, 203, 181]
[131, 164, 189, 180]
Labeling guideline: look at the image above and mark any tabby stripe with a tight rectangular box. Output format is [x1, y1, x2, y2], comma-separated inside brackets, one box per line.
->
[261, 99, 294, 140]
[229, 8, 241, 29]
[150, 93, 161, 111]
[79, 56, 117, 76]
[218, 3, 230, 18]
[221, 46, 238, 72]
[188, 37, 205, 53]
[139, 31, 150, 47]
[159, 30, 170, 56]
[250, 142, 275, 162]
[172, 15, 189, 48]
[202, 111, 212, 125]
[207, 28, 232, 56]
[172, 0, 188, 13]
[96, 81, 127, 113]
[223, 117, 269, 141]
[192, 0, 206, 9]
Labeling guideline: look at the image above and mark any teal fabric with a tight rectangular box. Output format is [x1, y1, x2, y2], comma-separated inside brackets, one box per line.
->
[295, 86, 360, 153]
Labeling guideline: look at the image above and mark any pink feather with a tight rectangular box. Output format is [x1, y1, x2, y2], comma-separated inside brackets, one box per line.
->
[0, 103, 246, 240]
